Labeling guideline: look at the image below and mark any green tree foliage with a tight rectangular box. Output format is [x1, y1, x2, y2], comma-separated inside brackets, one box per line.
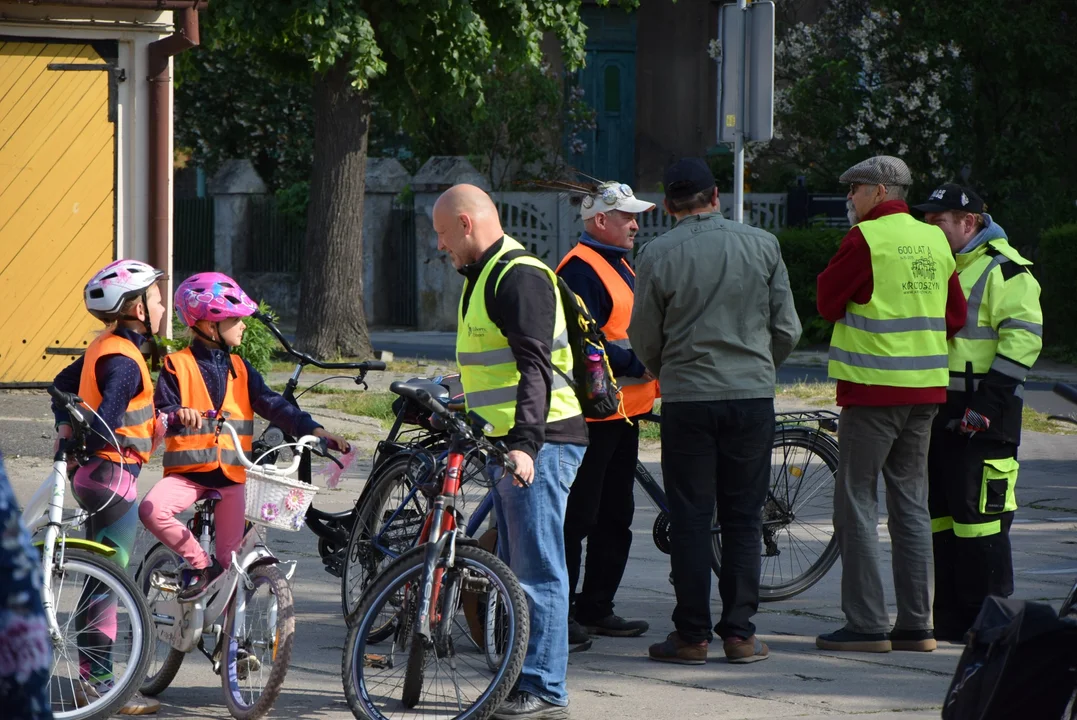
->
[191, 0, 633, 359]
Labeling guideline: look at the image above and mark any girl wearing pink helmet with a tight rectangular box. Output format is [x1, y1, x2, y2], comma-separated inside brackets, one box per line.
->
[50, 258, 166, 714]
[139, 273, 349, 602]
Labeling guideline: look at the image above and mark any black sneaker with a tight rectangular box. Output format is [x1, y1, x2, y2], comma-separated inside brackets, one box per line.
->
[889, 627, 936, 652]
[568, 618, 590, 645]
[491, 691, 569, 719]
[816, 626, 891, 653]
[179, 557, 224, 600]
[582, 614, 649, 638]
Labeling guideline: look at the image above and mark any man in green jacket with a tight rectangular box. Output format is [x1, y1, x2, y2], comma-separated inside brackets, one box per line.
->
[629, 157, 801, 666]
[913, 184, 1043, 641]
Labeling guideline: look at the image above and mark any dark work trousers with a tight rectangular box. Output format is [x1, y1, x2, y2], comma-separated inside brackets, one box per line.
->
[563, 417, 640, 623]
[928, 421, 1017, 640]
[661, 398, 774, 642]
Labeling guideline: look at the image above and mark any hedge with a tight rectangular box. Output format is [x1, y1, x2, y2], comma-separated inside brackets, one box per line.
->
[1038, 223, 1077, 349]
[775, 227, 845, 346]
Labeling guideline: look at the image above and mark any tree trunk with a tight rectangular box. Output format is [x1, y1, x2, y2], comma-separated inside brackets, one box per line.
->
[296, 59, 373, 359]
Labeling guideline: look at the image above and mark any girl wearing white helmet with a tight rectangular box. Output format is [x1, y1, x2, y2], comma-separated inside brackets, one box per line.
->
[49, 258, 166, 715]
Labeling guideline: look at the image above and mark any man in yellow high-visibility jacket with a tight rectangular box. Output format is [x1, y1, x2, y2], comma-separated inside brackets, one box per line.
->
[433, 184, 588, 720]
[816, 156, 968, 654]
[913, 184, 1043, 641]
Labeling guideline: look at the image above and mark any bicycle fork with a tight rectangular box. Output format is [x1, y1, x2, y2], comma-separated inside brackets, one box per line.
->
[39, 465, 68, 644]
[414, 496, 458, 641]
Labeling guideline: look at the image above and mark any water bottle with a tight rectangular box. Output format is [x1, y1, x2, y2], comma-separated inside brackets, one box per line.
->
[585, 347, 608, 400]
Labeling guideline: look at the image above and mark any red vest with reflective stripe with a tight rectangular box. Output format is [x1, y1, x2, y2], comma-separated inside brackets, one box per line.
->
[78, 332, 156, 464]
[556, 243, 657, 421]
[162, 348, 254, 484]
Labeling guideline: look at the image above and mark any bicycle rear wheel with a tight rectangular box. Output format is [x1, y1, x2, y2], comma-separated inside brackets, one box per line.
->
[343, 544, 528, 720]
[48, 549, 152, 720]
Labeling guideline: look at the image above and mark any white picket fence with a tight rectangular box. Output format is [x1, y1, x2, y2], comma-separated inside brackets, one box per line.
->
[489, 192, 787, 266]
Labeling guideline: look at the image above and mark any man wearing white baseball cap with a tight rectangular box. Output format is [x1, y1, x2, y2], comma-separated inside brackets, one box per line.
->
[556, 181, 657, 647]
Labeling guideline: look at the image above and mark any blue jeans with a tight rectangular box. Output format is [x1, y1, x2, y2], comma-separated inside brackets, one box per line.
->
[489, 442, 585, 707]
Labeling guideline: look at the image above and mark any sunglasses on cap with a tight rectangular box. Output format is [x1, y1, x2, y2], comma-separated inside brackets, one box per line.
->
[582, 183, 635, 210]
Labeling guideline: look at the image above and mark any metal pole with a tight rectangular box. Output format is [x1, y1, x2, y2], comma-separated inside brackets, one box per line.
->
[733, 0, 747, 223]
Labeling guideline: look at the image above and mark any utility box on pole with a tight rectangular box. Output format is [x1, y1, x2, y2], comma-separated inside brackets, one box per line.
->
[717, 0, 775, 144]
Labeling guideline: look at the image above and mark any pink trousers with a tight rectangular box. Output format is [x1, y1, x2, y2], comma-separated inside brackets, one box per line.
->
[138, 476, 245, 569]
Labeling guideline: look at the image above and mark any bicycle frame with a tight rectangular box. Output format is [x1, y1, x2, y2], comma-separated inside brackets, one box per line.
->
[22, 457, 78, 644]
[411, 436, 470, 641]
[150, 525, 279, 654]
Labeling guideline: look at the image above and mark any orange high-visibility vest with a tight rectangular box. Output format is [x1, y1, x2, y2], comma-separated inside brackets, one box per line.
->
[77, 332, 156, 464]
[556, 242, 657, 421]
[162, 348, 254, 484]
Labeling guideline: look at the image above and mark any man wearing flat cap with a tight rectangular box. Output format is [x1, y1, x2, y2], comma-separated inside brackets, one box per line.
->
[913, 184, 1042, 641]
[629, 157, 802, 665]
[816, 156, 968, 654]
[555, 181, 657, 645]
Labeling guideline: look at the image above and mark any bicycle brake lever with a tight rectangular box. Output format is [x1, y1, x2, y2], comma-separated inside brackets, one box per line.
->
[353, 374, 369, 391]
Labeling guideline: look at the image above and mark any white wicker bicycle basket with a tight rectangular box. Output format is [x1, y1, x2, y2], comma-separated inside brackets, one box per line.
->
[244, 466, 319, 532]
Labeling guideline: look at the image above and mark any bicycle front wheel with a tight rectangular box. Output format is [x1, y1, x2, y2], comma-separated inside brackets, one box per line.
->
[48, 549, 152, 720]
[343, 544, 528, 720]
[220, 564, 295, 720]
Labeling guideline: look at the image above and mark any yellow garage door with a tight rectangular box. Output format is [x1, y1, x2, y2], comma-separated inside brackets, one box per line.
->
[0, 40, 116, 385]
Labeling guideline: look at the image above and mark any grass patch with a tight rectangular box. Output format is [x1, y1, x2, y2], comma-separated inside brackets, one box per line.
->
[324, 391, 398, 425]
[1023, 406, 1077, 435]
[776, 381, 836, 403]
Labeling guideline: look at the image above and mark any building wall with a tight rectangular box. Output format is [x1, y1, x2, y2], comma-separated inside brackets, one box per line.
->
[634, 0, 720, 189]
[0, 4, 173, 268]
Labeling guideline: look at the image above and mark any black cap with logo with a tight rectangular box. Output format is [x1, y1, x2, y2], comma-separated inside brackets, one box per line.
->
[912, 183, 986, 214]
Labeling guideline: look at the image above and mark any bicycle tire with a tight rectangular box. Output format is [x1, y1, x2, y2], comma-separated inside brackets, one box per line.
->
[342, 544, 528, 720]
[1059, 578, 1077, 620]
[341, 453, 424, 623]
[50, 549, 153, 720]
[220, 564, 295, 720]
[663, 426, 839, 601]
[753, 427, 840, 600]
[135, 543, 186, 697]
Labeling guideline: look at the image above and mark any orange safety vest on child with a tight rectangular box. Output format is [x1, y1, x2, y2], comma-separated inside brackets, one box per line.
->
[556, 243, 658, 421]
[162, 348, 254, 484]
[78, 332, 157, 464]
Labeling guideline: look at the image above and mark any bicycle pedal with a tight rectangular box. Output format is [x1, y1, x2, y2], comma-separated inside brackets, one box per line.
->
[364, 653, 390, 669]
[150, 570, 181, 593]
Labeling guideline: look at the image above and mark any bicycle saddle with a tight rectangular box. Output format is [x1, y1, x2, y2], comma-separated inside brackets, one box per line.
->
[199, 489, 223, 503]
[394, 378, 450, 404]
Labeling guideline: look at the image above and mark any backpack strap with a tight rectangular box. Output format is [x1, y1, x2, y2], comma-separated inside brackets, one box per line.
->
[484, 249, 533, 332]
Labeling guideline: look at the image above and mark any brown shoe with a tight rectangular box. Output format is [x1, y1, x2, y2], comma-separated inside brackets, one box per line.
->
[75, 682, 160, 715]
[723, 635, 770, 664]
[647, 631, 708, 665]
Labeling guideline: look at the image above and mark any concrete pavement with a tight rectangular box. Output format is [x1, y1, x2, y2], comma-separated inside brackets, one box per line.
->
[2, 400, 1075, 719]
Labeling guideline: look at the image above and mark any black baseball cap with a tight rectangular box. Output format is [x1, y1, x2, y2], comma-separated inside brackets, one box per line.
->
[663, 158, 716, 200]
[912, 183, 985, 213]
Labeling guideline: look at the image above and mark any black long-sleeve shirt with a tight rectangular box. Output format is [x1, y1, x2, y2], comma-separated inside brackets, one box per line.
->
[460, 238, 589, 459]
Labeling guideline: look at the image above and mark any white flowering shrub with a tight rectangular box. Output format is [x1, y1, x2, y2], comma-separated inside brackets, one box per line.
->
[772, 1, 963, 186]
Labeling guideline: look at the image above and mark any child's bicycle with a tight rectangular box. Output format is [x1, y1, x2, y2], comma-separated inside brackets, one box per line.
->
[134, 411, 343, 720]
[342, 382, 528, 720]
[25, 387, 153, 719]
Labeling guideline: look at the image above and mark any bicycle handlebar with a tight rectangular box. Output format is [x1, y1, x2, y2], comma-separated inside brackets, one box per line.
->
[201, 410, 339, 474]
[390, 381, 517, 475]
[47, 385, 87, 426]
[1054, 383, 1077, 407]
[253, 310, 387, 372]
